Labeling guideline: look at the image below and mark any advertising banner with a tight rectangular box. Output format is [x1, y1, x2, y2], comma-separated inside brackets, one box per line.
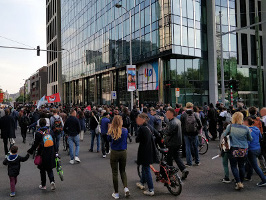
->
[127, 65, 137, 92]
[137, 62, 159, 91]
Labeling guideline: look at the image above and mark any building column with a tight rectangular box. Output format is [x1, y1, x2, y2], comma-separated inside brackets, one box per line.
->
[207, 0, 218, 104]
[261, 0, 266, 106]
[158, 58, 164, 104]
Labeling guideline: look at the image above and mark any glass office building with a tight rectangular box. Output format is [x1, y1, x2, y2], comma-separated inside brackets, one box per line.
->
[61, 0, 207, 106]
[60, 0, 266, 107]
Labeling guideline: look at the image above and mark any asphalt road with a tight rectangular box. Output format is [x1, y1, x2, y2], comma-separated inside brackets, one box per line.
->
[0, 129, 266, 200]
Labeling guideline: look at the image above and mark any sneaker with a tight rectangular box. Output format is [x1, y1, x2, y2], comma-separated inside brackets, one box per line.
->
[39, 185, 47, 190]
[244, 177, 252, 181]
[235, 182, 244, 190]
[124, 187, 130, 197]
[51, 182, 56, 190]
[182, 170, 189, 180]
[70, 160, 75, 165]
[10, 192, 15, 197]
[112, 193, 119, 199]
[185, 164, 192, 167]
[143, 190, 155, 196]
[136, 182, 145, 190]
[106, 151, 110, 155]
[194, 163, 201, 166]
[257, 181, 266, 187]
[221, 178, 231, 183]
[75, 157, 81, 163]
[89, 149, 93, 152]
[103, 155, 106, 158]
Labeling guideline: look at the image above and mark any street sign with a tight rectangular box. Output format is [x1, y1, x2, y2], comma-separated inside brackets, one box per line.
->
[111, 91, 117, 100]
[175, 88, 180, 97]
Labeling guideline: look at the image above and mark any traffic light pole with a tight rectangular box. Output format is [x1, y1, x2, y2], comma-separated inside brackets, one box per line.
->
[219, 11, 225, 105]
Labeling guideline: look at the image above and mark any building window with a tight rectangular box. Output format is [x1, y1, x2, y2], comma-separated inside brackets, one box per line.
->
[241, 33, 248, 65]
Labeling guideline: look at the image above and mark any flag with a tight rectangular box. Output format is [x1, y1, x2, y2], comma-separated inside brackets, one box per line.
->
[45, 93, 61, 103]
[37, 96, 47, 109]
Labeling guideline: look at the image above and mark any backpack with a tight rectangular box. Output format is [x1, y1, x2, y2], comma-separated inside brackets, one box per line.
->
[123, 115, 131, 128]
[39, 129, 54, 148]
[52, 117, 63, 134]
[185, 112, 197, 133]
[253, 117, 263, 134]
[22, 116, 30, 126]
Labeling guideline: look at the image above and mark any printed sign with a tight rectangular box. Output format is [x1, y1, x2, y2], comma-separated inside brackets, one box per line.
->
[175, 88, 180, 97]
[111, 91, 117, 100]
[137, 62, 159, 91]
[127, 65, 137, 92]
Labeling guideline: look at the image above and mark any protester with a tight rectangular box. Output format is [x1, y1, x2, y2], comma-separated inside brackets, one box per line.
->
[101, 112, 111, 158]
[89, 110, 101, 152]
[63, 109, 81, 164]
[136, 113, 157, 196]
[181, 102, 202, 166]
[163, 108, 189, 180]
[50, 109, 64, 153]
[3, 146, 29, 197]
[108, 115, 130, 199]
[27, 118, 57, 191]
[243, 117, 266, 186]
[222, 112, 252, 190]
[0, 109, 16, 156]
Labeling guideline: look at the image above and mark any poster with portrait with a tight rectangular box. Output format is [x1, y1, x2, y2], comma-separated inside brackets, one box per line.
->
[127, 65, 136, 91]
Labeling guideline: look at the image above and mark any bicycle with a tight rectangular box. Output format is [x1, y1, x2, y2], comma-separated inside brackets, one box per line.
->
[63, 133, 69, 155]
[137, 148, 182, 196]
[198, 129, 209, 155]
[55, 156, 64, 181]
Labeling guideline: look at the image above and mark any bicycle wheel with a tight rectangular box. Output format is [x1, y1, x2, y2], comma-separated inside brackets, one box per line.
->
[137, 165, 142, 180]
[198, 136, 208, 155]
[166, 173, 182, 196]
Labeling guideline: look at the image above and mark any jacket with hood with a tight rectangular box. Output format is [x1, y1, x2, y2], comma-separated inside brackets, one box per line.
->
[3, 154, 29, 177]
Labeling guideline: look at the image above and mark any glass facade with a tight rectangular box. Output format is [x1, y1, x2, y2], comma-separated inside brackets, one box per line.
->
[61, 0, 204, 105]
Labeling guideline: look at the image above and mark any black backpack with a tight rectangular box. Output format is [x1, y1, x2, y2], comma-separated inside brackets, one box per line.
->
[123, 115, 131, 128]
[184, 112, 197, 133]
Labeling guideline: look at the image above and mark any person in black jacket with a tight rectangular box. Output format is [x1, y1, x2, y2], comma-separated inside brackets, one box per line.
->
[136, 113, 157, 196]
[0, 109, 16, 156]
[3, 146, 30, 197]
[121, 107, 132, 143]
[3, 145, 29, 197]
[163, 108, 189, 180]
[63, 109, 81, 164]
[208, 103, 218, 141]
[89, 110, 100, 152]
[130, 105, 139, 136]
[28, 118, 57, 191]
[18, 110, 30, 143]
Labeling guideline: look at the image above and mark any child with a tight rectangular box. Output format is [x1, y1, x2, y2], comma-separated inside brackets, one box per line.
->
[3, 146, 29, 197]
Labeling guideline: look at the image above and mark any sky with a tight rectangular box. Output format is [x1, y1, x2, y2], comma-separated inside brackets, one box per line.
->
[0, 0, 47, 94]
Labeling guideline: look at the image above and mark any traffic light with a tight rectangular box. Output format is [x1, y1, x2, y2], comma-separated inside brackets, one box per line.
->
[37, 46, 40, 56]
[228, 80, 240, 91]
[229, 80, 234, 90]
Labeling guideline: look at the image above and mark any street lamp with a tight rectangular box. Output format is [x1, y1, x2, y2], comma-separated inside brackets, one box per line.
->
[115, 3, 134, 110]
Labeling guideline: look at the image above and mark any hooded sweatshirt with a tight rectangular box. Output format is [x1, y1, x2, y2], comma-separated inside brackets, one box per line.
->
[3, 154, 29, 177]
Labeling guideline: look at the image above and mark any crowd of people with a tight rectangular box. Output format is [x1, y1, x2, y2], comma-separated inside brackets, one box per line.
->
[0, 101, 266, 198]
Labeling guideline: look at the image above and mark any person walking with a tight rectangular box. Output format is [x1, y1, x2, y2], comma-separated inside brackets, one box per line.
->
[136, 113, 157, 196]
[181, 102, 202, 167]
[243, 117, 266, 186]
[130, 105, 139, 136]
[27, 118, 57, 191]
[221, 112, 252, 190]
[107, 115, 130, 199]
[163, 108, 189, 180]
[3, 146, 29, 197]
[208, 103, 218, 141]
[121, 107, 132, 143]
[0, 109, 16, 156]
[50, 109, 64, 153]
[89, 110, 101, 152]
[63, 109, 81, 164]
[18, 110, 30, 143]
[101, 112, 111, 158]
[77, 111, 86, 141]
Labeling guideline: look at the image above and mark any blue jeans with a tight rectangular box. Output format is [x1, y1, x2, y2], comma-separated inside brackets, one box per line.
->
[184, 135, 200, 165]
[90, 130, 100, 151]
[246, 149, 266, 182]
[54, 134, 61, 153]
[140, 165, 154, 191]
[68, 135, 80, 160]
[229, 150, 246, 183]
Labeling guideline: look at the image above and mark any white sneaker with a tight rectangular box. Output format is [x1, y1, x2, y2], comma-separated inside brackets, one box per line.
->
[124, 187, 130, 197]
[106, 151, 110, 154]
[75, 157, 81, 163]
[143, 190, 155, 196]
[51, 182, 56, 190]
[112, 193, 119, 199]
[39, 185, 46, 190]
[70, 160, 74, 165]
[103, 155, 106, 158]
[136, 182, 145, 190]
